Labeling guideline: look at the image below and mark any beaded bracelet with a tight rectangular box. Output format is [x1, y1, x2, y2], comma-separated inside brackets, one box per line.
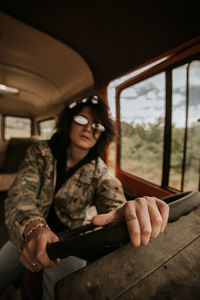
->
[25, 223, 49, 242]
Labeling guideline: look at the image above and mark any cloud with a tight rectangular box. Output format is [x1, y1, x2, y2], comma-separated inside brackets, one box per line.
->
[173, 85, 200, 108]
[121, 81, 164, 101]
[189, 85, 200, 107]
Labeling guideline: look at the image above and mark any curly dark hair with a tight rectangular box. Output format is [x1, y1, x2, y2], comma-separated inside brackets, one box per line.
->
[56, 95, 115, 156]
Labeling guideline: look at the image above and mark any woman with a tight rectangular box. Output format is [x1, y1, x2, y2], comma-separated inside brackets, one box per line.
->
[0, 95, 169, 300]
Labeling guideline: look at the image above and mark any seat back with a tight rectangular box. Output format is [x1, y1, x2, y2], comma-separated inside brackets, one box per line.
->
[1, 138, 36, 173]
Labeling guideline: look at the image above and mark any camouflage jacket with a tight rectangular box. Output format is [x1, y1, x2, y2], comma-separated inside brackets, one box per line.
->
[4, 140, 126, 251]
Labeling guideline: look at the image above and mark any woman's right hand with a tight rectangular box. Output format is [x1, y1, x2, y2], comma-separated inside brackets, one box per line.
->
[19, 224, 60, 272]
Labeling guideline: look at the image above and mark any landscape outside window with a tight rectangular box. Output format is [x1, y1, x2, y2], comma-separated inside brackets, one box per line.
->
[169, 61, 200, 191]
[117, 60, 200, 191]
[39, 118, 56, 139]
[4, 116, 31, 140]
[119, 73, 165, 186]
[169, 64, 187, 190]
[184, 61, 200, 191]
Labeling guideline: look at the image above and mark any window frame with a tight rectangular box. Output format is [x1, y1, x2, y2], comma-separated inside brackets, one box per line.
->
[118, 71, 166, 187]
[114, 43, 200, 197]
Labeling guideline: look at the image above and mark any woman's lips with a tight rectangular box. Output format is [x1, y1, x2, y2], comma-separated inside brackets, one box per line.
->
[80, 134, 90, 140]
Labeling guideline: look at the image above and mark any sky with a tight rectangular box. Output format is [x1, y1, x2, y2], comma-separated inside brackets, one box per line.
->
[108, 60, 200, 128]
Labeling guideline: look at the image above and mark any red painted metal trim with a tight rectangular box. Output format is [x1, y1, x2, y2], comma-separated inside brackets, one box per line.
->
[116, 169, 172, 198]
[116, 40, 200, 93]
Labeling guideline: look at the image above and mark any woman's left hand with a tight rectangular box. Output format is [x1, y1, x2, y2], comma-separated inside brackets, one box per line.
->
[92, 197, 169, 247]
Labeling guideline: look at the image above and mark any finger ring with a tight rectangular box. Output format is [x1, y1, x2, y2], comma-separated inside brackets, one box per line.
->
[30, 262, 36, 268]
[126, 214, 137, 221]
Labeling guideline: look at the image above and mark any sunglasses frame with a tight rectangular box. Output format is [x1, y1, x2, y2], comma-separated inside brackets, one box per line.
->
[73, 114, 105, 133]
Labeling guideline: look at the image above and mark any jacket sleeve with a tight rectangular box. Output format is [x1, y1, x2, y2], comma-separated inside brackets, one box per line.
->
[4, 142, 47, 251]
[94, 166, 127, 214]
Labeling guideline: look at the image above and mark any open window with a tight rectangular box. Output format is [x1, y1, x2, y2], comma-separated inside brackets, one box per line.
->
[4, 116, 32, 140]
[112, 42, 200, 196]
[38, 118, 56, 140]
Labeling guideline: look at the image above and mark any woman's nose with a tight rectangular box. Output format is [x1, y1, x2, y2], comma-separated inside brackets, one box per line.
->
[84, 122, 93, 132]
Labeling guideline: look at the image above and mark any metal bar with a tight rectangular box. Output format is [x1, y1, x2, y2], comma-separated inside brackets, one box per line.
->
[162, 69, 172, 187]
[181, 64, 189, 191]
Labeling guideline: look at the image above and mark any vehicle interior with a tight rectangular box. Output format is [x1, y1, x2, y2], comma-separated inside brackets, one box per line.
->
[0, 1, 200, 299]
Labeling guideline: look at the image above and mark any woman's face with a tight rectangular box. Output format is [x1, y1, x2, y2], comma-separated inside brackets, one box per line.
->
[69, 106, 101, 151]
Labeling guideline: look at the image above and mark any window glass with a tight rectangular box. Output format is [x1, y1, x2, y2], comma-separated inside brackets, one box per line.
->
[184, 61, 200, 191]
[4, 116, 31, 140]
[169, 61, 200, 191]
[169, 64, 187, 190]
[39, 118, 56, 139]
[119, 73, 165, 185]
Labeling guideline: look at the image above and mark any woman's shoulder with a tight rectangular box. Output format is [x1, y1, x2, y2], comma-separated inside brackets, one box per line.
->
[95, 158, 122, 183]
[80, 157, 107, 175]
[96, 157, 107, 168]
[93, 157, 109, 175]
[27, 139, 53, 158]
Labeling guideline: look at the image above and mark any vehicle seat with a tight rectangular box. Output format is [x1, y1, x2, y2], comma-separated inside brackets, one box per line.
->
[0, 137, 39, 191]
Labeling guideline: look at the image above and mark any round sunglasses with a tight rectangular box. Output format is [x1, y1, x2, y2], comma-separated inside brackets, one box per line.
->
[73, 115, 105, 133]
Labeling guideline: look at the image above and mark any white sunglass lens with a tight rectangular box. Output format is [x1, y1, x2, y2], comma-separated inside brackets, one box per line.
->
[74, 115, 105, 132]
[92, 123, 105, 132]
[74, 115, 88, 125]
[91, 98, 98, 104]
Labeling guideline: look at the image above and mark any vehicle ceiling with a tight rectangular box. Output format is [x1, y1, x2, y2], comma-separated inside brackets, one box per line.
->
[0, 1, 199, 117]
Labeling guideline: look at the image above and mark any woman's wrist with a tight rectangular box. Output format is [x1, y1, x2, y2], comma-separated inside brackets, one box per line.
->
[24, 219, 49, 242]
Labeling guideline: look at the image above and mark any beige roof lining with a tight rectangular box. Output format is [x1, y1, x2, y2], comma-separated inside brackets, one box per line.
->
[0, 11, 94, 117]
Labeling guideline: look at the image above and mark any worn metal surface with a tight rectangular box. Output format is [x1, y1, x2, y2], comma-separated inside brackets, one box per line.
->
[56, 207, 200, 300]
[116, 239, 200, 300]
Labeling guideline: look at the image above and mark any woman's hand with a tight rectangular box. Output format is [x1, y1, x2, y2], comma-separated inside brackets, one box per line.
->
[19, 226, 60, 272]
[92, 196, 169, 247]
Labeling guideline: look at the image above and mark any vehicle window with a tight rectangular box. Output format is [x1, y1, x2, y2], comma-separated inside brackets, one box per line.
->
[119, 73, 165, 185]
[4, 116, 31, 140]
[184, 61, 200, 191]
[38, 118, 56, 139]
[169, 64, 187, 190]
[169, 61, 200, 191]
